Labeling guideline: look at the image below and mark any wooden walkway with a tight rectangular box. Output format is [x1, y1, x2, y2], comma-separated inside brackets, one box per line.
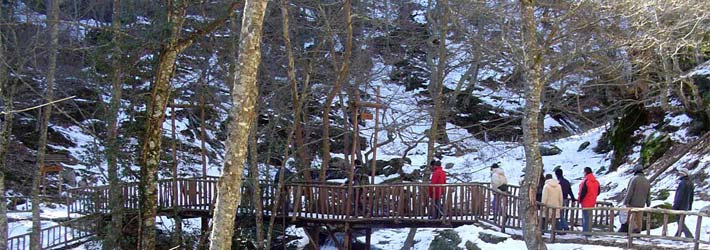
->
[6, 178, 710, 249]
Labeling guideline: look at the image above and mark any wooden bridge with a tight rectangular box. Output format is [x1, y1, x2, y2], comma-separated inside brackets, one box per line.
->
[6, 178, 710, 249]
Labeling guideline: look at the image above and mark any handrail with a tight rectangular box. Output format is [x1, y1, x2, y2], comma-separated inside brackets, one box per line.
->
[11, 178, 707, 250]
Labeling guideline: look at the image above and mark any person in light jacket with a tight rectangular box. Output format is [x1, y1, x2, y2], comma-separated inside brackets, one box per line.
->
[541, 174, 563, 231]
[490, 163, 508, 216]
[673, 168, 695, 238]
[623, 165, 651, 234]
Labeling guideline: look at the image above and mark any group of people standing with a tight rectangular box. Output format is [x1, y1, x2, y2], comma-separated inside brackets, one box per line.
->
[484, 163, 695, 238]
[620, 165, 695, 238]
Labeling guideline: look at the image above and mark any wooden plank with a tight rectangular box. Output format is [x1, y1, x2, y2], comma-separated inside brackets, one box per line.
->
[693, 216, 702, 250]
[662, 214, 669, 236]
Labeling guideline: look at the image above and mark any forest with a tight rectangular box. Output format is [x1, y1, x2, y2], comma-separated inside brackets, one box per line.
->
[0, 0, 709, 249]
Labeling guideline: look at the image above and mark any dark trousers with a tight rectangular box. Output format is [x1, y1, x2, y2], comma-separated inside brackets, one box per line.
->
[675, 215, 694, 238]
[431, 198, 444, 219]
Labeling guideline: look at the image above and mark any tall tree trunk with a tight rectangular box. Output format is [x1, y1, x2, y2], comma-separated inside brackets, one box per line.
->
[248, 123, 264, 249]
[519, 0, 547, 249]
[0, 20, 14, 249]
[320, 0, 354, 181]
[208, 1, 267, 249]
[31, 0, 59, 248]
[105, 0, 125, 248]
[427, 0, 449, 163]
[138, 2, 239, 247]
[281, 0, 310, 172]
[139, 31, 183, 250]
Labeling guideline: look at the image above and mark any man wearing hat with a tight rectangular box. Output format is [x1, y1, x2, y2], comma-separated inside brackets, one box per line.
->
[623, 165, 651, 233]
[673, 167, 695, 238]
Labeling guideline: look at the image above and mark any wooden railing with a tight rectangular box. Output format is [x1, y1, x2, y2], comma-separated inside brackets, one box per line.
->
[539, 204, 710, 250]
[11, 178, 709, 250]
[65, 178, 219, 215]
[7, 217, 97, 250]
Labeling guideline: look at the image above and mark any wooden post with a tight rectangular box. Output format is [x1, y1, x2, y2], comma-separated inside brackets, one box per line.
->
[370, 87, 380, 184]
[199, 85, 207, 177]
[693, 216, 702, 250]
[627, 208, 633, 249]
[365, 228, 372, 250]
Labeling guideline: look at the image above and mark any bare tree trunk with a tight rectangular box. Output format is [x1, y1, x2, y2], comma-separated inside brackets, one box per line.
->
[249, 122, 264, 249]
[31, 0, 59, 248]
[265, 128, 295, 250]
[321, 0, 354, 181]
[426, 0, 449, 163]
[0, 23, 14, 249]
[208, 1, 267, 249]
[139, 20, 184, 250]
[519, 0, 547, 249]
[105, 0, 125, 248]
[281, 0, 310, 173]
[138, 2, 240, 248]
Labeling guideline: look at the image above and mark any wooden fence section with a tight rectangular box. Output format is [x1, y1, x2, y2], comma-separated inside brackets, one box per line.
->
[7, 217, 97, 250]
[12, 178, 709, 250]
[540, 204, 710, 249]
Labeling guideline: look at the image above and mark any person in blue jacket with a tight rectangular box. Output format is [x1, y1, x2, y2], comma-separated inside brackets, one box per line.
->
[554, 167, 575, 230]
[673, 168, 695, 238]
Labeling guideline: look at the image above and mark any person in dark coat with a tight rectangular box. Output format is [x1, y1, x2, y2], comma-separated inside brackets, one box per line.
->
[536, 172, 545, 203]
[274, 167, 294, 214]
[554, 167, 575, 230]
[673, 168, 695, 238]
[623, 165, 651, 233]
[429, 160, 446, 219]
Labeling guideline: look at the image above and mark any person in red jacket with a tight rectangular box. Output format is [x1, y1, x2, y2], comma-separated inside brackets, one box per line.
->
[429, 160, 446, 219]
[578, 167, 600, 233]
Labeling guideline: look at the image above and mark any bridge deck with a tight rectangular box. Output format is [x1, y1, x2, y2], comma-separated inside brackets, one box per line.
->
[7, 178, 710, 250]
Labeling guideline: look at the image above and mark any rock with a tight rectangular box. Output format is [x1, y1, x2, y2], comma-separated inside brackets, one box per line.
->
[465, 241, 481, 250]
[700, 205, 710, 214]
[640, 133, 672, 167]
[539, 145, 562, 156]
[429, 229, 461, 250]
[382, 166, 397, 177]
[577, 141, 590, 152]
[445, 163, 455, 169]
[477, 231, 507, 244]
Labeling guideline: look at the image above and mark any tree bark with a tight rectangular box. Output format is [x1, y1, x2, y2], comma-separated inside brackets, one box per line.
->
[321, 0, 354, 181]
[281, 0, 311, 174]
[0, 18, 14, 248]
[138, 2, 240, 248]
[208, 0, 267, 249]
[31, 0, 59, 248]
[519, 0, 547, 249]
[426, 0, 449, 163]
[105, 0, 125, 248]
[249, 121, 264, 249]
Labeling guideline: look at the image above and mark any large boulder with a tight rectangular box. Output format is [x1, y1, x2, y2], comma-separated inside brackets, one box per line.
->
[477, 231, 507, 244]
[539, 145, 562, 156]
[429, 229, 462, 250]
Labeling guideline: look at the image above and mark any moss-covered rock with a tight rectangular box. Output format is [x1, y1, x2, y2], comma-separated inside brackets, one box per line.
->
[464, 241, 482, 250]
[429, 229, 462, 250]
[640, 133, 672, 167]
[653, 189, 671, 201]
[603, 104, 649, 172]
[644, 203, 678, 230]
